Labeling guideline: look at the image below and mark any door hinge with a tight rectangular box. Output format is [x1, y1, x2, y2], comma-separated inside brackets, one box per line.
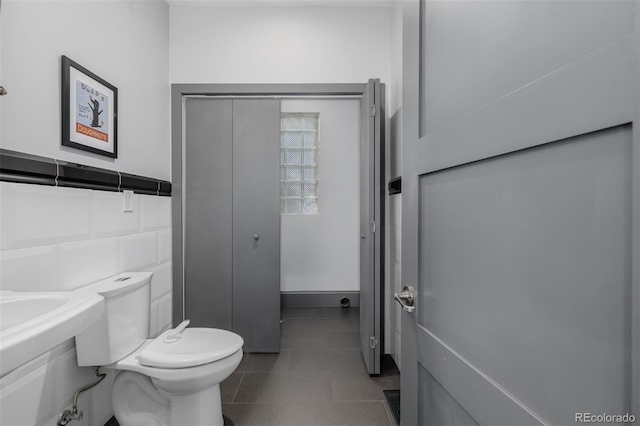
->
[370, 104, 376, 117]
[371, 221, 376, 234]
[369, 336, 377, 349]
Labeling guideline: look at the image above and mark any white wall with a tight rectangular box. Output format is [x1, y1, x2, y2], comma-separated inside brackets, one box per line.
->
[170, 4, 390, 85]
[0, 0, 170, 180]
[280, 99, 360, 292]
[0, 1, 171, 424]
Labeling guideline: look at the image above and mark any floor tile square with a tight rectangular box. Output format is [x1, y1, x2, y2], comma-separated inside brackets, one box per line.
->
[280, 332, 327, 350]
[220, 372, 243, 403]
[281, 307, 325, 319]
[324, 331, 361, 349]
[232, 372, 332, 403]
[236, 350, 291, 372]
[329, 371, 401, 402]
[323, 307, 359, 319]
[283, 402, 392, 426]
[280, 331, 360, 350]
[281, 318, 358, 333]
[222, 403, 286, 426]
[288, 349, 367, 372]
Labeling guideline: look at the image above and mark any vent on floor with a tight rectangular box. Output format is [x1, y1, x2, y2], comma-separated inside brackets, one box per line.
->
[383, 389, 400, 425]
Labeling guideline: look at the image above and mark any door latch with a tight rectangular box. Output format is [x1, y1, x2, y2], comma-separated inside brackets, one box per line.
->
[393, 286, 416, 313]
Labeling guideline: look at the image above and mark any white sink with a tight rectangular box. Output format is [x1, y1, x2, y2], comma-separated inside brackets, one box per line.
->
[0, 290, 105, 376]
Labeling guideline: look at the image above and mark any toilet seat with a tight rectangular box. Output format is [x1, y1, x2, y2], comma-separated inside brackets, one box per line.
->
[139, 328, 244, 369]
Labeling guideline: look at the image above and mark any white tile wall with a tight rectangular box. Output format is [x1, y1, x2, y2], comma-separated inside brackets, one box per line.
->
[119, 232, 158, 272]
[41, 390, 91, 426]
[56, 349, 98, 408]
[0, 183, 92, 250]
[158, 294, 173, 332]
[0, 340, 74, 390]
[140, 195, 171, 232]
[149, 261, 172, 301]
[0, 362, 57, 425]
[92, 191, 140, 238]
[150, 278, 173, 337]
[91, 373, 115, 426]
[0, 245, 58, 291]
[58, 238, 119, 290]
[150, 301, 160, 337]
[157, 229, 172, 264]
[0, 183, 173, 425]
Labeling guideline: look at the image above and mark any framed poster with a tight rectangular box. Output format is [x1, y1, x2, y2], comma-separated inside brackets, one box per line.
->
[61, 55, 118, 158]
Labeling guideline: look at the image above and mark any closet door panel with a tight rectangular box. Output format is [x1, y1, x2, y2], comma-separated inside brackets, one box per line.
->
[184, 99, 233, 330]
[232, 99, 281, 353]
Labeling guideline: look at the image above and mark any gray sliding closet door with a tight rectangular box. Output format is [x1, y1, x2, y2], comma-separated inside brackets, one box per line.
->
[184, 99, 233, 330]
[183, 98, 280, 352]
[232, 99, 281, 353]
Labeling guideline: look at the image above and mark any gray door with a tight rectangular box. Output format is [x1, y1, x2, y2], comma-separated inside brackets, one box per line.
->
[183, 98, 281, 353]
[360, 79, 385, 375]
[400, 1, 638, 425]
[184, 99, 233, 330]
[232, 99, 281, 353]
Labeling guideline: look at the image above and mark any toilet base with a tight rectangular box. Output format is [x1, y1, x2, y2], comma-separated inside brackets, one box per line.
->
[112, 371, 224, 426]
[161, 384, 223, 426]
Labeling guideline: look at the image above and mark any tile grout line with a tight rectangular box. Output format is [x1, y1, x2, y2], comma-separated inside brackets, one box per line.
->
[231, 372, 245, 403]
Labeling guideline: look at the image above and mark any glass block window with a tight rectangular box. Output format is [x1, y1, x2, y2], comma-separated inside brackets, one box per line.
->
[280, 113, 319, 214]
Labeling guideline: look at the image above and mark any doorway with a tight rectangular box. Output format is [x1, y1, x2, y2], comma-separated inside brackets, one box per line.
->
[171, 82, 385, 373]
[279, 100, 359, 301]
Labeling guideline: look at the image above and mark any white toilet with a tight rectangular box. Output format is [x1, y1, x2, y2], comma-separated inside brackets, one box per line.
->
[74, 272, 243, 426]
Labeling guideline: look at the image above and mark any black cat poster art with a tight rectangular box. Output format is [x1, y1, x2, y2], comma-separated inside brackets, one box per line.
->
[75, 81, 109, 143]
[61, 56, 118, 158]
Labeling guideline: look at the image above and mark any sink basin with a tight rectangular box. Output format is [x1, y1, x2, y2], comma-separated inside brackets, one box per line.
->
[0, 290, 105, 376]
[1, 294, 69, 331]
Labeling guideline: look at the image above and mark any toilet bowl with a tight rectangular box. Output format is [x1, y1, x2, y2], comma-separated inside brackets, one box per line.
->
[74, 272, 244, 426]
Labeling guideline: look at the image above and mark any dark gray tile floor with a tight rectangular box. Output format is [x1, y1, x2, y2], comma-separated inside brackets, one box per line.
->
[105, 307, 399, 426]
[221, 307, 399, 426]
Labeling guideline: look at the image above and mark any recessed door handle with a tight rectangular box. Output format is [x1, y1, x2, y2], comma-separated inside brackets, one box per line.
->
[394, 286, 416, 313]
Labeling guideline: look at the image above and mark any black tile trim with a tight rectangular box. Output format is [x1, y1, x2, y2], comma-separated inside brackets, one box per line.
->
[57, 160, 120, 192]
[0, 149, 171, 196]
[0, 149, 57, 186]
[121, 172, 162, 195]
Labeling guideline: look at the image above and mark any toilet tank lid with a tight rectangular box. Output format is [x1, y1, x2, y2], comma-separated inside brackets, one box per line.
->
[80, 272, 152, 298]
[139, 328, 244, 369]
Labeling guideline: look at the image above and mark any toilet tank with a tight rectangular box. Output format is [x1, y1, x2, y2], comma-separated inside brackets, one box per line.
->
[75, 272, 152, 367]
